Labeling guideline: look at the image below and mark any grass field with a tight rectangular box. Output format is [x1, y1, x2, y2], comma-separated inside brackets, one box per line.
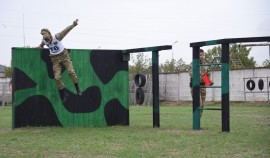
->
[0, 103, 269, 158]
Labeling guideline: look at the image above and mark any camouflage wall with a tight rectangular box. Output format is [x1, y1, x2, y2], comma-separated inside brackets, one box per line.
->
[12, 48, 129, 128]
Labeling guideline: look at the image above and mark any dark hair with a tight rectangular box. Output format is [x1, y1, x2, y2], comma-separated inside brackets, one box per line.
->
[200, 49, 204, 53]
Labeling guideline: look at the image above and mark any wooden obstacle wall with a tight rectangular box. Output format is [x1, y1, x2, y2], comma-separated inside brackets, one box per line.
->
[12, 48, 129, 128]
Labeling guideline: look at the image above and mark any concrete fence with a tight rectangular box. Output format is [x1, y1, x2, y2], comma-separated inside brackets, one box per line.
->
[129, 68, 270, 104]
[2, 68, 270, 106]
[0, 77, 12, 107]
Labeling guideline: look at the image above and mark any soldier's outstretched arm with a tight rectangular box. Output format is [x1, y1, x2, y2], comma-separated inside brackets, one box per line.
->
[55, 19, 79, 41]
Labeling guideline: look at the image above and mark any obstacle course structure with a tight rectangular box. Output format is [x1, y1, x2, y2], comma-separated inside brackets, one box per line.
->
[122, 45, 172, 127]
[12, 48, 129, 128]
[190, 36, 270, 132]
[12, 46, 171, 129]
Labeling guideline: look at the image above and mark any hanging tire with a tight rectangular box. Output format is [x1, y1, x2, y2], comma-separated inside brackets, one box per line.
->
[136, 87, 144, 105]
[246, 79, 255, 91]
[134, 73, 146, 87]
[258, 79, 264, 90]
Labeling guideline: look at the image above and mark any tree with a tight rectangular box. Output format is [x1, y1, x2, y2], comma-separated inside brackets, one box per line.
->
[230, 44, 256, 68]
[129, 52, 151, 74]
[204, 46, 222, 64]
[129, 53, 188, 74]
[262, 59, 270, 67]
[175, 58, 187, 72]
[4, 60, 12, 78]
[204, 44, 256, 68]
[4, 67, 12, 78]
[160, 58, 187, 73]
[160, 59, 176, 73]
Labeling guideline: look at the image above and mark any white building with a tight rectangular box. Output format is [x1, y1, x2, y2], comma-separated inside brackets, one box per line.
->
[0, 64, 11, 105]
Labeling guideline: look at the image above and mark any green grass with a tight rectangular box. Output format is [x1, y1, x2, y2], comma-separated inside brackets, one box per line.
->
[0, 104, 269, 158]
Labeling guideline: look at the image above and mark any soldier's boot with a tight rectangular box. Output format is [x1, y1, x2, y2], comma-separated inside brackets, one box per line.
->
[60, 89, 69, 102]
[75, 83, 82, 95]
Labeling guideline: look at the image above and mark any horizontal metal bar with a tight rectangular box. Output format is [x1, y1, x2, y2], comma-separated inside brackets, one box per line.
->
[200, 63, 222, 66]
[240, 43, 270, 47]
[200, 86, 222, 88]
[122, 45, 172, 54]
[198, 108, 222, 110]
[244, 77, 270, 79]
[244, 91, 270, 93]
[190, 36, 270, 47]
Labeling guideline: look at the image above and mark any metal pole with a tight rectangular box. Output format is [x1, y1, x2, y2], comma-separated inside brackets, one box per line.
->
[240, 43, 270, 47]
[152, 50, 160, 128]
[172, 48, 173, 60]
[23, 13, 25, 47]
[244, 78, 246, 105]
[178, 73, 180, 101]
[171, 41, 178, 60]
[221, 43, 230, 132]
[165, 74, 167, 100]
[212, 71, 215, 101]
[12, 64, 15, 129]
[192, 47, 200, 130]
[266, 77, 270, 102]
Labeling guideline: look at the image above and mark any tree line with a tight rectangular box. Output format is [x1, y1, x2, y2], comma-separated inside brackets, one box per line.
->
[4, 44, 270, 77]
[129, 44, 270, 74]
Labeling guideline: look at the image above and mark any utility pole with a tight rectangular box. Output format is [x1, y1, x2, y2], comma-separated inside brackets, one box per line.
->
[171, 41, 178, 60]
[23, 13, 25, 47]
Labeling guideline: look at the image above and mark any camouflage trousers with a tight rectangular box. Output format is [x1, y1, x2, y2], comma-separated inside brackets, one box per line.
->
[50, 50, 78, 90]
[190, 87, 206, 116]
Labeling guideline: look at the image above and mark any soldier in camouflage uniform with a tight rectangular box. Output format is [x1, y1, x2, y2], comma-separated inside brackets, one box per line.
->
[189, 49, 211, 117]
[37, 19, 81, 101]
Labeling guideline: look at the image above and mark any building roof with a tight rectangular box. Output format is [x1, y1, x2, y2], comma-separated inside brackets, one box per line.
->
[0, 64, 7, 73]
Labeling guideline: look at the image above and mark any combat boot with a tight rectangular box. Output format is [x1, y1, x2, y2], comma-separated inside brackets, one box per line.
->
[60, 89, 68, 102]
[75, 83, 82, 95]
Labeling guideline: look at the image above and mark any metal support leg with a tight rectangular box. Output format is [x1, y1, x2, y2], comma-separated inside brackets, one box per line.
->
[192, 47, 201, 130]
[221, 43, 230, 132]
[152, 50, 160, 127]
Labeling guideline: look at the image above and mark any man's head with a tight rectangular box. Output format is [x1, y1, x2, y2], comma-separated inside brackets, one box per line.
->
[41, 28, 51, 42]
[199, 49, 204, 63]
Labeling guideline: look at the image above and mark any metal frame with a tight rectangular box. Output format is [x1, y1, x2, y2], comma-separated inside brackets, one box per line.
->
[243, 77, 270, 103]
[190, 36, 270, 132]
[122, 45, 172, 127]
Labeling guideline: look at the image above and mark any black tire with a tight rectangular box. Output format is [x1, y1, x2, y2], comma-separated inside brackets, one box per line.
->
[246, 79, 255, 91]
[135, 87, 144, 105]
[134, 73, 146, 87]
[258, 79, 264, 90]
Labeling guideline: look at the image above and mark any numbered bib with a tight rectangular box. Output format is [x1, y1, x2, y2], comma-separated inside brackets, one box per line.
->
[43, 36, 65, 55]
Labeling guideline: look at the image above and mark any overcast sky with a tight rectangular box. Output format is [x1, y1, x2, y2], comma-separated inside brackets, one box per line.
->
[1, 0, 270, 67]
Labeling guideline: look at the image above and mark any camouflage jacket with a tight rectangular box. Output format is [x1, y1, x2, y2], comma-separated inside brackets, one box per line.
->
[54, 24, 76, 41]
[40, 23, 76, 47]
